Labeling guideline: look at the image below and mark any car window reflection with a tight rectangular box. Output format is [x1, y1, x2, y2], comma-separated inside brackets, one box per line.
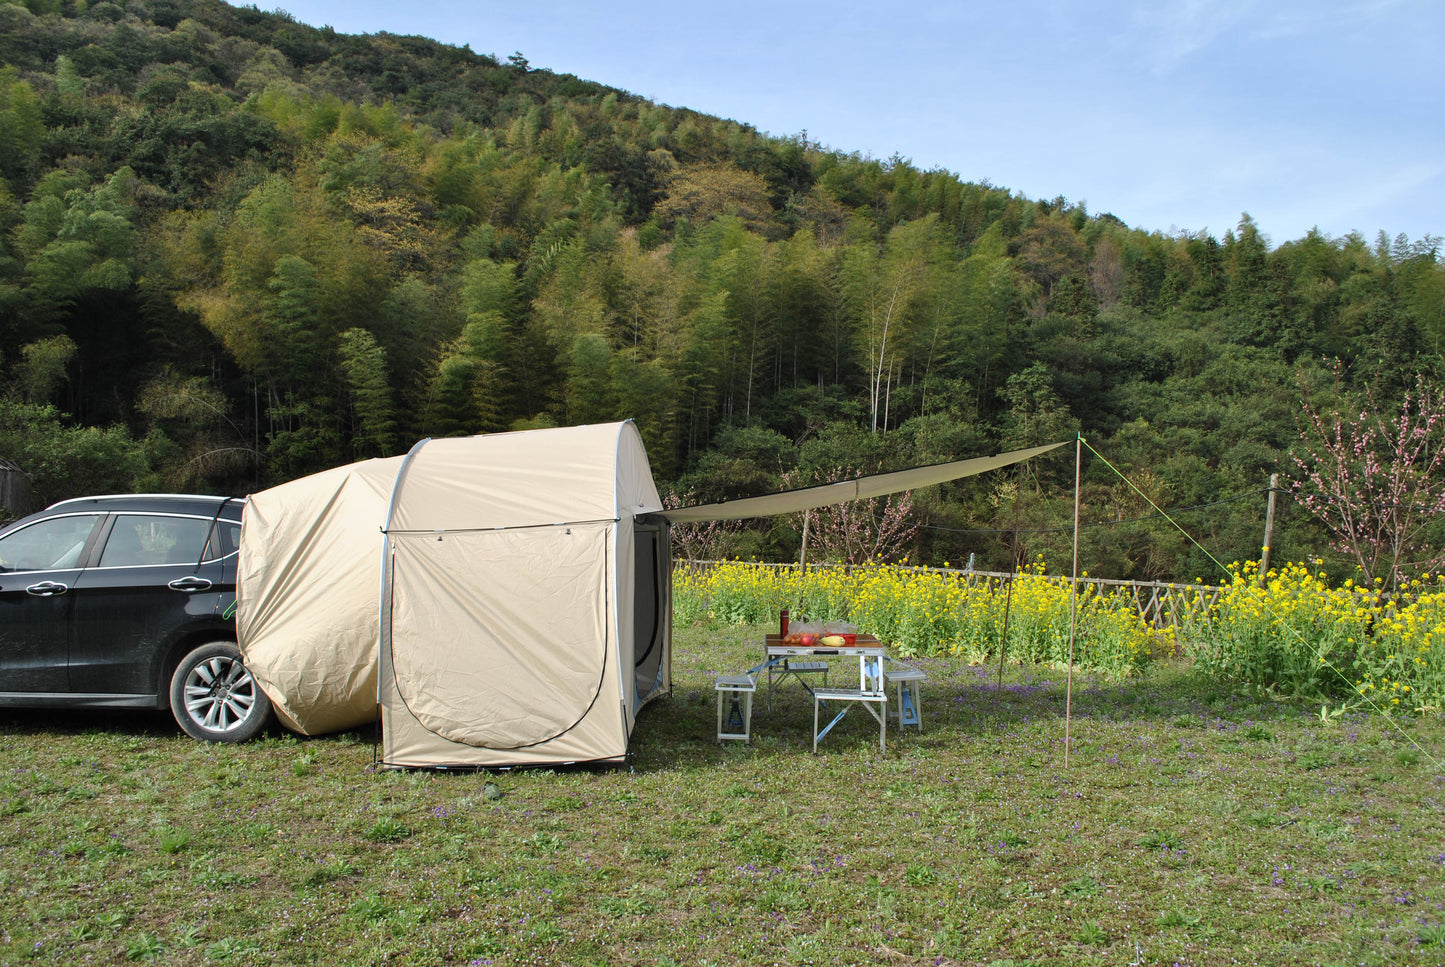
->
[202, 520, 242, 562]
[98, 515, 211, 568]
[0, 514, 101, 572]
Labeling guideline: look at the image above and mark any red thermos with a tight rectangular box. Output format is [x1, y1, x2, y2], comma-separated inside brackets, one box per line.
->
[780, 608, 789, 638]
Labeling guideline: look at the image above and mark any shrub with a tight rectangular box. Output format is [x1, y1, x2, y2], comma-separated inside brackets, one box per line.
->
[1181, 561, 1445, 711]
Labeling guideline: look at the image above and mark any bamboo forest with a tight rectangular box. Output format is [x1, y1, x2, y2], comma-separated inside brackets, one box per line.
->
[1, 0, 1443, 583]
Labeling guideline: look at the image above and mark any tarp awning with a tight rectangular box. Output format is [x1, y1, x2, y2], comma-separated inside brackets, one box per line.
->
[658, 441, 1068, 523]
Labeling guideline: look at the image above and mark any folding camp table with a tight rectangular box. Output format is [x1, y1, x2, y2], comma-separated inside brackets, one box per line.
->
[763, 635, 888, 751]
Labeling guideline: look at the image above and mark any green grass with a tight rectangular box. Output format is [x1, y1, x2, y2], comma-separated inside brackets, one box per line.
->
[1, 621, 1442, 965]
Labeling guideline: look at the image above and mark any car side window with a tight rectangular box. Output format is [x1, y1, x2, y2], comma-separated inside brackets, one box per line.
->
[0, 514, 103, 572]
[98, 515, 211, 568]
[202, 520, 242, 562]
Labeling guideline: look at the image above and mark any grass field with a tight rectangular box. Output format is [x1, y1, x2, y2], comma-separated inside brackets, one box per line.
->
[2, 622, 1443, 966]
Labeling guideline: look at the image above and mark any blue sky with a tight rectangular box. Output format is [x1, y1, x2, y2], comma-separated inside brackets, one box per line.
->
[273, 0, 1442, 247]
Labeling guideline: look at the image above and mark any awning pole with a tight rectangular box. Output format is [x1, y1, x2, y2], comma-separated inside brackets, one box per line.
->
[1065, 435, 1082, 769]
[997, 463, 1022, 691]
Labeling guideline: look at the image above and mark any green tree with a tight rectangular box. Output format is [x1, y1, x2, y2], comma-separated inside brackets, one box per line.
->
[654, 163, 775, 235]
[610, 354, 676, 476]
[422, 353, 478, 438]
[1016, 214, 1085, 305]
[566, 332, 612, 426]
[675, 289, 729, 455]
[0, 67, 42, 184]
[135, 369, 257, 489]
[0, 400, 150, 503]
[954, 226, 1024, 416]
[13, 168, 137, 327]
[263, 254, 322, 386]
[842, 216, 949, 432]
[999, 362, 1078, 452]
[337, 327, 396, 457]
[11, 334, 75, 404]
[456, 256, 522, 430]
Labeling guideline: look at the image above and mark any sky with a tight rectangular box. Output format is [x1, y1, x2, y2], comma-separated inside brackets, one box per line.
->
[272, 0, 1443, 247]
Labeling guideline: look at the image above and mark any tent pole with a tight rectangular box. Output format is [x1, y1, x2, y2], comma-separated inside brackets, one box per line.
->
[1065, 435, 1082, 769]
[997, 564, 1013, 691]
[998, 462, 1022, 691]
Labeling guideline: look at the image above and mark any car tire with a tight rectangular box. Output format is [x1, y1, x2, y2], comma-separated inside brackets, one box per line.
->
[169, 641, 273, 743]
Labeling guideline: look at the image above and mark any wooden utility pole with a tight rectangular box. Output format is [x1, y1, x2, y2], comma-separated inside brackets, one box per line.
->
[798, 511, 810, 573]
[1260, 473, 1279, 584]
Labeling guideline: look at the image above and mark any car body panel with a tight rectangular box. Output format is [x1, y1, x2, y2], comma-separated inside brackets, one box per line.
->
[0, 495, 244, 708]
[0, 565, 83, 691]
[0, 510, 106, 692]
[0, 691, 161, 708]
[69, 510, 227, 695]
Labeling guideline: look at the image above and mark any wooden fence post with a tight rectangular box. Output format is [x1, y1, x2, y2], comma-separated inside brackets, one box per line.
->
[1260, 473, 1279, 585]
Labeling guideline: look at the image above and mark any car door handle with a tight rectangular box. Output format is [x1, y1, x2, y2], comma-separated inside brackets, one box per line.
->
[168, 576, 213, 592]
[26, 581, 69, 596]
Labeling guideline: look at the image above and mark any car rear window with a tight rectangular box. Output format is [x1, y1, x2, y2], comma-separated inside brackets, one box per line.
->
[98, 515, 212, 568]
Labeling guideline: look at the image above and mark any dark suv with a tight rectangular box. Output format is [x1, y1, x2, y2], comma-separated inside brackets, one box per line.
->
[0, 494, 272, 742]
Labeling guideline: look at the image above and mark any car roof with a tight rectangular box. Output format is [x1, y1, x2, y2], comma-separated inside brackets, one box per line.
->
[43, 494, 246, 519]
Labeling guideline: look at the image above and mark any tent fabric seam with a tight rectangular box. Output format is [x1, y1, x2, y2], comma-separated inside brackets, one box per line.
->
[383, 517, 619, 535]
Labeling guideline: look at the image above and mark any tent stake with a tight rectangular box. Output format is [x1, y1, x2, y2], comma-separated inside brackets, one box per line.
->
[1065, 435, 1082, 769]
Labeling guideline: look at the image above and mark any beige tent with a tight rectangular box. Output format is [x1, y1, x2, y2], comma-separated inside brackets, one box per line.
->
[238, 419, 1062, 769]
[239, 421, 670, 768]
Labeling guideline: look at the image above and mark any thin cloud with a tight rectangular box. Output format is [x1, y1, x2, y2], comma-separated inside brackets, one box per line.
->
[1128, 0, 1259, 74]
[1250, 0, 1417, 41]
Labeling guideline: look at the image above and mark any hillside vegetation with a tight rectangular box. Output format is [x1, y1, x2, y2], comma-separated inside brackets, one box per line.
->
[1, 0, 1442, 581]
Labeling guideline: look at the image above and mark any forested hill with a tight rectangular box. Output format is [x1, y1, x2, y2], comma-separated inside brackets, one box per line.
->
[1, 0, 1442, 580]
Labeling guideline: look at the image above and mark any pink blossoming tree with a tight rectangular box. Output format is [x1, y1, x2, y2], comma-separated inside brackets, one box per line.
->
[662, 488, 747, 562]
[783, 468, 919, 566]
[1291, 365, 1445, 594]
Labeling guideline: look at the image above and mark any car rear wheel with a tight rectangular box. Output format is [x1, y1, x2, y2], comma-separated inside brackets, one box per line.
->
[170, 641, 273, 742]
